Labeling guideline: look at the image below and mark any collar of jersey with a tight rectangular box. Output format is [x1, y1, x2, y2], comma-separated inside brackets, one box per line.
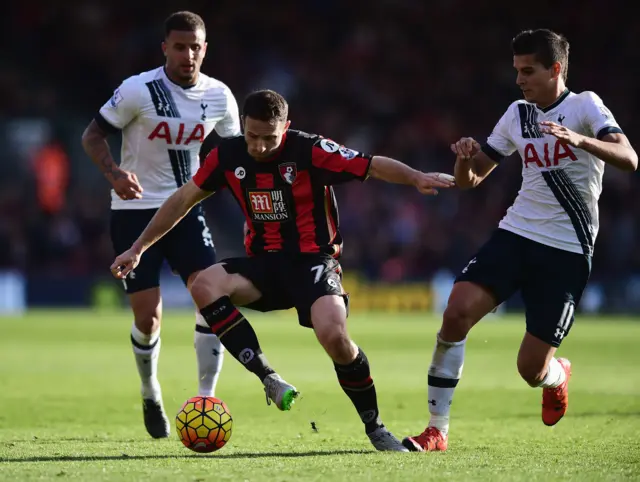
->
[537, 88, 570, 113]
[254, 131, 288, 162]
[161, 66, 198, 90]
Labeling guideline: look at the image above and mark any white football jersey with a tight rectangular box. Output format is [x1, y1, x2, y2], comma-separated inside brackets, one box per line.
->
[98, 67, 241, 210]
[482, 90, 623, 256]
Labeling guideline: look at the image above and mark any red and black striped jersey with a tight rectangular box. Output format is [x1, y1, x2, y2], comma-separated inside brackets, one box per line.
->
[193, 129, 372, 257]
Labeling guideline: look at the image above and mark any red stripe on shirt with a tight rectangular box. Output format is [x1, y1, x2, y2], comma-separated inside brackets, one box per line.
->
[224, 171, 254, 255]
[311, 146, 370, 177]
[291, 170, 318, 253]
[193, 148, 219, 188]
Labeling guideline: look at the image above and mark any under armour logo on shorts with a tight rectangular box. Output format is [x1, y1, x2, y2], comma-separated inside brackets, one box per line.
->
[462, 258, 477, 274]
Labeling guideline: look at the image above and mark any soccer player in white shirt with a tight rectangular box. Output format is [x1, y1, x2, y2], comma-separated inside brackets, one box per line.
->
[81, 11, 241, 438]
[404, 29, 637, 452]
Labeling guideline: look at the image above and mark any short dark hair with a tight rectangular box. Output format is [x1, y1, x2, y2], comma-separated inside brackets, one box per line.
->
[242, 90, 289, 123]
[164, 11, 206, 38]
[512, 29, 570, 81]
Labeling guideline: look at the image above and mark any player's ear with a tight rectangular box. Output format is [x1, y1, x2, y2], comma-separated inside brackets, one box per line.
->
[551, 61, 562, 79]
[284, 120, 291, 131]
[162, 41, 167, 57]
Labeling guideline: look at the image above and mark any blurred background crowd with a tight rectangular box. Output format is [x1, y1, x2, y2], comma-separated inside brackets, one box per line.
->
[1, 0, 638, 311]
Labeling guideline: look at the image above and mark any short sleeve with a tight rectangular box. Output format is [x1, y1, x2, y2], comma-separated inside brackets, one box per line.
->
[310, 138, 372, 185]
[193, 148, 227, 192]
[96, 76, 142, 132]
[579, 91, 624, 140]
[481, 104, 518, 163]
[214, 87, 241, 138]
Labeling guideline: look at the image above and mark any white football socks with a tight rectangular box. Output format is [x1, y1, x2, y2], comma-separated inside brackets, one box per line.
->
[130, 324, 162, 401]
[195, 312, 224, 397]
[537, 357, 566, 388]
[427, 332, 466, 436]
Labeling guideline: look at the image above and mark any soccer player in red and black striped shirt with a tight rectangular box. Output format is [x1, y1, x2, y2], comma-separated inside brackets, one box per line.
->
[111, 89, 454, 451]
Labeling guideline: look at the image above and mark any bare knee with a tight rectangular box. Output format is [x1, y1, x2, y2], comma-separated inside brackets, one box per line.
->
[440, 282, 496, 342]
[134, 315, 160, 334]
[190, 263, 261, 308]
[129, 289, 161, 334]
[517, 333, 556, 387]
[190, 264, 231, 307]
[311, 296, 356, 364]
[441, 304, 475, 342]
[316, 325, 354, 364]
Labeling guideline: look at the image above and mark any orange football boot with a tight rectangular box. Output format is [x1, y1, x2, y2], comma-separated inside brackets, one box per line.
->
[542, 358, 572, 426]
[402, 427, 448, 452]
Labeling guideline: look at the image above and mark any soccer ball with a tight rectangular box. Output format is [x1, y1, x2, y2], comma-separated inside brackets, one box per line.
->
[176, 396, 233, 453]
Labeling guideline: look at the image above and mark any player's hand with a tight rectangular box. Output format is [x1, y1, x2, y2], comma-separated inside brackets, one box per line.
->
[110, 247, 142, 279]
[110, 169, 143, 200]
[450, 137, 481, 160]
[539, 121, 585, 147]
[414, 172, 456, 195]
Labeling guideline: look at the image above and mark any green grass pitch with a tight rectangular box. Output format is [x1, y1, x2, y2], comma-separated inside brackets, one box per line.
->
[1, 310, 639, 481]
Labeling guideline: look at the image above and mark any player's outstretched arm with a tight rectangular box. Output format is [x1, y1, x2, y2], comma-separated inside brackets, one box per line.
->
[110, 180, 211, 279]
[540, 122, 638, 171]
[368, 156, 455, 195]
[450, 137, 499, 189]
[81, 120, 143, 200]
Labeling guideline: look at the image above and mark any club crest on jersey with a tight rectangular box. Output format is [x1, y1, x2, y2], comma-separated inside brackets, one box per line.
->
[278, 162, 297, 185]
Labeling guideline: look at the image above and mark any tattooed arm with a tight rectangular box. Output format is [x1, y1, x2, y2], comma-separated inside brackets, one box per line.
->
[81, 119, 143, 200]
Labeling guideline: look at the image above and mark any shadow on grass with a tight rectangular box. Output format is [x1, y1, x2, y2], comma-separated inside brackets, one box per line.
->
[0, 449, 372, 463]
